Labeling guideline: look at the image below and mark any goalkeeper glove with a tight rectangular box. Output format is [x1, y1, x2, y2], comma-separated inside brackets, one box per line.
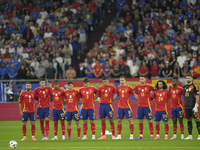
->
[192, 103, 199, 113]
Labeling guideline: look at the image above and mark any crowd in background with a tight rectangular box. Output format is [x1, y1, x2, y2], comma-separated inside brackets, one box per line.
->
[0, 0, 112, 80]
[73, 0, 200, 79]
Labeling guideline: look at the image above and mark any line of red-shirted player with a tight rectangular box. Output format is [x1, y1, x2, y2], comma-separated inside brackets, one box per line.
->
[18, 76, 186, 141]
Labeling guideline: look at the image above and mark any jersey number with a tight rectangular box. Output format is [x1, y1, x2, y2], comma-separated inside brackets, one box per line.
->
[86, 95, 89, 99]
[122, 94, 124, 98]
[105, 93, 108, 97]
[29, 99, 31, 103]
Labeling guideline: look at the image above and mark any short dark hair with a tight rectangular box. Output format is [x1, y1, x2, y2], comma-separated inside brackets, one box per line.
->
[186, 74, 193, 78]
[120, 76, 125, 79]
[140, 75, 146, 78]
[26, 82, 31, 85]
[67, 81, 73, 85]
[155, 80, 168, 90]
[17, 86, 21, 89]
[40, 78, 45, 82]
[53, 80, 59, 85]
[172, 77, 178, 80]
[102, 76, 108, 80]
[83, 77, 90, 83]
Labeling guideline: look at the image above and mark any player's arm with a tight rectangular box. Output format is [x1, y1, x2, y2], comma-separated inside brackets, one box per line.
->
[133, 93, 138, 99]
[193, 85, 200, 113]
[151, 92, 156, 101]
[112, 94, 118, 102]
[18, 94, 23, 116]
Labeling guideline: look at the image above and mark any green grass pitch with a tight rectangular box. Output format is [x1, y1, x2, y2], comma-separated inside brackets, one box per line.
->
[0, 119, 200, 150]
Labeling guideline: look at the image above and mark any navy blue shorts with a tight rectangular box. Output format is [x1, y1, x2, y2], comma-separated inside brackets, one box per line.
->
[81, 109, 95, 120]
[171, 107, 184, 118]
[22, 112, 35, 122]
[99, 103, 114, 119]
[117, 108, 132, 119]
[66, 111, 80, 121]
[154, 111, 168, 122]
[137, 107, 153, 120]
[37, 108, 50, 119]
[53, 109, 65, 121]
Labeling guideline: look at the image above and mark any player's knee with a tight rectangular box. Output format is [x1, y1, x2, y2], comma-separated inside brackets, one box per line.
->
[128, 118, 133, 124]
[23, 122, 27, 126]
[139, 119, 143, 123]
[90, 120, 94, 124]
[147, 119, 152, 123]
[83, 120, 88, 124]
[156, 121, 160, 125]
[178, 118, 183, 124]
[45, 118, 49, 121]
[109, 118, 113, 123]
[101, 118, 106, 123]
[67, 121, 71, 125]
[76, 121, 80, 126]
[164, 121, 168, 125]
[118, 119, 122, 124]
[30, 121, 35, 125]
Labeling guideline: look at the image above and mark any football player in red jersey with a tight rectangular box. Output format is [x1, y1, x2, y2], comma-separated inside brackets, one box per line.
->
[19, 82, 37, 141]
[34, 79, 52, 140]
[79, 77, 97, 140]
[96, 76, 117, 140]
[151, 80, 170, 140]
[169, 77, 185, 140]
[134, 75, 155, 139]
[113, 76, 138, 139]
[64, 82, 81, 140]
[50, 80, 65, 140]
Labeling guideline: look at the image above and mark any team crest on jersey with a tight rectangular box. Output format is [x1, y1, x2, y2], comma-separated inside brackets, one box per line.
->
[160, 94, 162, 96]
[43, 91, 45, 94]
[105, 90, 107, 93]
[55, 93, 58, 96]
[70, 95, 72, 98]
[142, 89, 144, 92]
[29, 95, 31, 98]
[86, 91, 88, 94]
[173, 91, 175, 94]
[186, 89, 188, 92]
[122, 90, 124, 93]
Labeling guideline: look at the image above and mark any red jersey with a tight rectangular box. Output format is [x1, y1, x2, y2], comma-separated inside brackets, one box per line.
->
[139, 66, 149, 78]
[51, 88, 65, 110]
[79, 86, 97, 109]
[97, 85, 117, 104]
[116, 85, 134, 109]
[93, 64, 103, 75]
[88, 1, 97, 13]
[134, 84, 155, 107]
[34, 86, 52, 108]
[151, 65, 160, 77]
[19, 91, 36, 113]
[72, 2, 80, 9]
[119, 59, 124, 65]
[169, 86, 184, 108]
[15, 4, 22, 10]
[151, 90, 170, 111]
[64, 89, 80, 112]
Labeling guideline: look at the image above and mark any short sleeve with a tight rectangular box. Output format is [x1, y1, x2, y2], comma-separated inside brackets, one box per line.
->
[149, 85, 156, 91]
[116, 87, 119, 94]
[133, 85, 137, 91]
[151, 92, 156, 100]
[19, 93, 23, 104]
[130, 87, 134, 95]
[113, 86, 117, 94]
[93, 87, 97, 94]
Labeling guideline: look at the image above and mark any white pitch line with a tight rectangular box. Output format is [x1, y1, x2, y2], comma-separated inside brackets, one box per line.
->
[0, 147, 200, 149]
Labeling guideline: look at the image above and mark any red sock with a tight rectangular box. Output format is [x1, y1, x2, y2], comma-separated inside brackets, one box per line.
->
[31, 125, 35, 136]
[156, 124, 160, 135]
[117, 124, 122, 135]
[54, 121, 58, 136]
[173, 124, 177, 135]
[110, 122, 115, 136]
[149, 122, 154, 136]
[22, 125, 26, 136]
[165, 124, 169, 135]
[46, 120, 50, 137]
[102, 123, 106, 136]
[91, 123, 95, 135]
[180, 124, 184, 134]
[40, 120, 45, 136]
[77, 128, 81, 138]
[61, 120, 65, 136]
[83, 123, 87, 135]
[67, 128, 71, 138]
[139, 123, 143, 135]
[129, 124, 134, 134]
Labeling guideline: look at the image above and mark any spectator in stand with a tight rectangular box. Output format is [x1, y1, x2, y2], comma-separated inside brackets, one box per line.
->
[103, 59, 112, 77]
[162, 61, 173, 78]
[76, 63, 86, 78]
[151, 60, 160, 79]
[93, 59, 103, 78]
[173, 62, 181, 77]
[130, 60, 139, 78]
[35, 63, 45, 79]
[21, 49, 29, 59]
[26, 66, 36, 79]
[85, 63, 94, 78]
[112, 59, 121, 78]
[30, 57, 39, 71]
[116, 0, 127, 12]
[177, 51, 187, 68]
[8, 64, 18, 80]
[121, 60, 130, 78]
[6, 83, 15, 102]
[181, 60, 191, 77]
[65, 65, 76, 79]
[12, 56, 21, 70]
[0, 63, 8, 80]
[108, 21, 117, 35]
[45, 62, 57, 79]
[139, 61, 149, 78]
[17, 65, 27, 79]
[40, 56, 49, 70]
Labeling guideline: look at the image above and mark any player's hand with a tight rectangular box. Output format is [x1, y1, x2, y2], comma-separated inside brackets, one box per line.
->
[192, 103, 199, 113]
[60, 87, 64, 91]
[20, 111, 23, 116]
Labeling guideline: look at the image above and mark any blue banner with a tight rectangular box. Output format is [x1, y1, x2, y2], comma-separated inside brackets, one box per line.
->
[0, 82, 9, 102]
